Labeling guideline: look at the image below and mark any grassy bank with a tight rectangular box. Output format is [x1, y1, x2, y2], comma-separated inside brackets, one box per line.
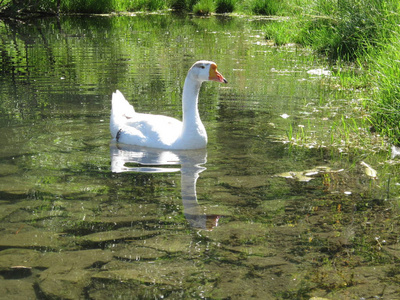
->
[0, 0, 283, 16]
[264, 0, 400, 144]
[368, 33, 400, 142]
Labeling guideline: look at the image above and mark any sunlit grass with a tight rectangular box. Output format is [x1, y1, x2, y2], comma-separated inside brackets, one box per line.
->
[264, 0, 398, 58]
[61, 0, 114, 13]
[250, 0, 281, 15]
[367, 34, 400, 144]
[193, 0, 215, 15]
[131, 0, 167, 11]
[263, 0, 400, 144]
[1, 0, 289, 15]
[264, 19, 299, 45]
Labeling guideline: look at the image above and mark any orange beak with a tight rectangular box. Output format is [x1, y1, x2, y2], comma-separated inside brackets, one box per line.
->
[209, 63, 228, 83]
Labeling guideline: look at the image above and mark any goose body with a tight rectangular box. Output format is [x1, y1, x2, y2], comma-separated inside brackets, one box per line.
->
[110, 61, 227, 150]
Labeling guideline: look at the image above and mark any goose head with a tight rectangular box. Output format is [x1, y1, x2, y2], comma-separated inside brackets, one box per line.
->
[188, 61, 228, 84]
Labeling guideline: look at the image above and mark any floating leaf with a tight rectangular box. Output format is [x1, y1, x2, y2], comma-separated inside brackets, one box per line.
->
[307, 69, 332, 76]
[275, 166, 344, 182]
[277, 172, 296, 179]
[294, 173, 315, 182]
[360, 161, 378, 178]
[275, 171, 313, 182]
[391, 145, 400, 159]
[304, 171, 319, 176]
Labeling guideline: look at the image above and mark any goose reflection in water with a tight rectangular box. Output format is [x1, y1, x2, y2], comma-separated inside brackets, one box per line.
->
[110, 144, 220, 230]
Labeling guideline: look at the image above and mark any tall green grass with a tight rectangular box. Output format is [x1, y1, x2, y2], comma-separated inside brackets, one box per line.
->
[266, 0, 399, 60]
[368, 33, 400, 143]
[169, 0, 199, 11]
[193, 0, 215, 15]
[250, 0, 281, 15]
[300, 0, 398, 60]
[1, 0, 284, 15]
[121, 0, 167, 11]
[215, 0, 236, 13]
[264, 0, 400, 143]
[264, 19, 299, 45]
[61, 0, 114, 13]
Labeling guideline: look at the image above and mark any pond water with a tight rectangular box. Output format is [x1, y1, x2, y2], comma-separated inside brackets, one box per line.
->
[0, 14, 399, 299]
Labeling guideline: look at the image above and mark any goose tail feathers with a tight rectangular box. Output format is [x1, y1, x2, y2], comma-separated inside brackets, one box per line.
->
[112, 90, 135, 115]
[110, 90, 135, 139]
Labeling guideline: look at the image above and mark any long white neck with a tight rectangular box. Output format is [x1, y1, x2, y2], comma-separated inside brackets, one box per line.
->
[178, 76, 207, 149]
[182, 76, 202, 124]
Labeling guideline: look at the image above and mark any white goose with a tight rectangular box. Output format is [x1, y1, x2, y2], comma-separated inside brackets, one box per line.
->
[110, 60, 227, 150]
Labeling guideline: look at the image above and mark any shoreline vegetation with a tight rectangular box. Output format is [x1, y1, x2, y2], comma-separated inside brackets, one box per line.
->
[0, 0, 279, 16]
[1, 0, 400, 145]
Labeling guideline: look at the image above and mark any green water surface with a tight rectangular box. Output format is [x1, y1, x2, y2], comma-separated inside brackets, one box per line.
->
[0, 14, 399, 299]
